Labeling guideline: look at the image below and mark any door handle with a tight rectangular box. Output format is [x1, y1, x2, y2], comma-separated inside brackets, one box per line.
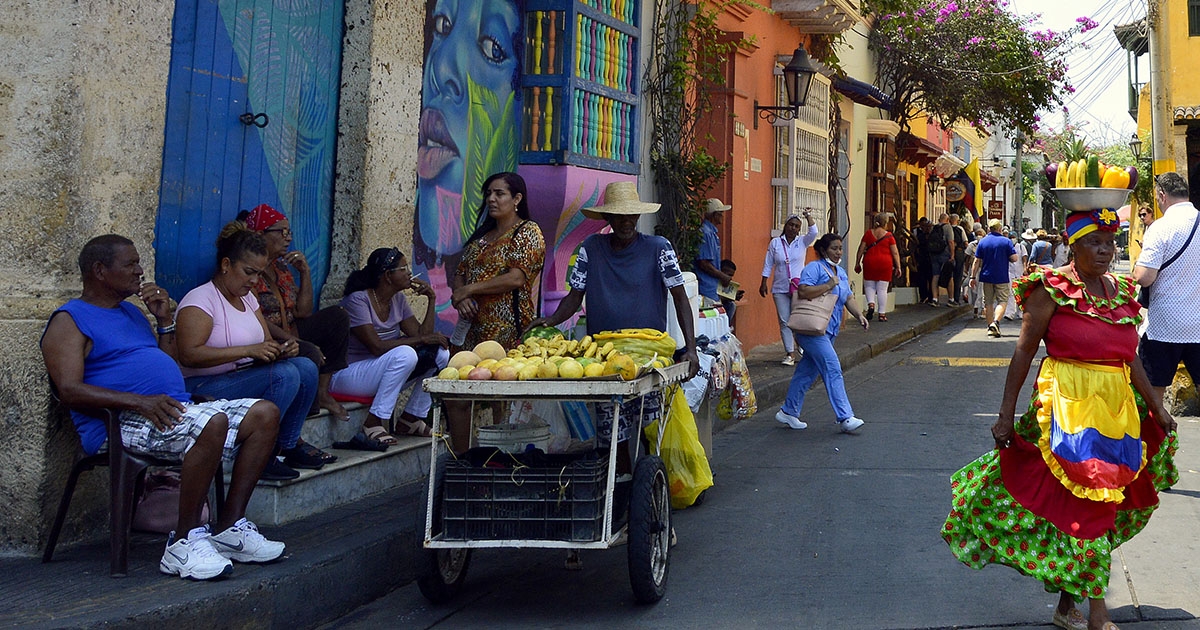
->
[239, 112, 270, 128]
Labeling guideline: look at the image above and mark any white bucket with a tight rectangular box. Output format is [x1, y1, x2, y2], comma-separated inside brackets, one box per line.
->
[477, 422, 552, 454]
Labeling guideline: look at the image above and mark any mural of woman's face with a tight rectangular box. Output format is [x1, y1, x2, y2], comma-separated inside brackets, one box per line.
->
[418, 0, 521, 256]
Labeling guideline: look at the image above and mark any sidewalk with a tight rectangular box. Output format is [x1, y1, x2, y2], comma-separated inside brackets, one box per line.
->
[0, 302, 971, 630]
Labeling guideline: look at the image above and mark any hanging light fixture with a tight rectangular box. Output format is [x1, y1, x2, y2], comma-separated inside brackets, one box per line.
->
[753, 45, 818, 127]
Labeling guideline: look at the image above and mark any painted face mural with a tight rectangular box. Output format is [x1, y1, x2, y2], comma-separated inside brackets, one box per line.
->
[414, 0, 523, 330]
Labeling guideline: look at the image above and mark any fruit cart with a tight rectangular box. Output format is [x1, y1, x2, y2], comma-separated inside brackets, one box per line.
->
[417, 362, 691, 605]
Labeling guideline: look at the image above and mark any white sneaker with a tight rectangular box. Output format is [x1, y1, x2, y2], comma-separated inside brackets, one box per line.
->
[209, 518, 285, 563]
[775, 410, 808, 430]
[838, 417, 865, 433]
[781, 356, 795, 367]
[160, 527, 233, 580]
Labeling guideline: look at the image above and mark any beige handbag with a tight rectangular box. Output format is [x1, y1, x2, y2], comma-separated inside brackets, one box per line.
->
[787, 263, 840, 336]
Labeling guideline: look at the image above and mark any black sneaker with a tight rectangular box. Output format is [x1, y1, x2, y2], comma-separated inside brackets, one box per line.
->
[261, 457, 300, 481]
[281, 445, 325, 470]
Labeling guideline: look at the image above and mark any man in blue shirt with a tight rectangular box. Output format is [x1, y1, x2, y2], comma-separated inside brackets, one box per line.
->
[694, 198, 732, 305]
[968, 219, 1019, 337]
[41, 235, 286, 580]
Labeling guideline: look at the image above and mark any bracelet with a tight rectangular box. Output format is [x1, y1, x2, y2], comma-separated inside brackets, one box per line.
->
[157, 323, 176, 335]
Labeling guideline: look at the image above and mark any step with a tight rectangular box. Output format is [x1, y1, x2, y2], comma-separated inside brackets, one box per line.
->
[299, 402, 372, 449]
[241, 435, 431, 526]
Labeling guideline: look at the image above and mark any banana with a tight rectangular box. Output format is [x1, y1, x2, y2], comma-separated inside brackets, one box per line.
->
[567, 339, 579, 354]
[580, 335, 592, 348]
[584, 343, 598, 359]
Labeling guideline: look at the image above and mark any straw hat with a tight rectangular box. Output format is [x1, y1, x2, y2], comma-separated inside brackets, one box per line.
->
[704, 198, 732, 214]
[581, 181, 661, 219]
[1021, 228, 1037, 240]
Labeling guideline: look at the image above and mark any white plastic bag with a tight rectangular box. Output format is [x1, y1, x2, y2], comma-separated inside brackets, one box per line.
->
[682, 352, 714, 411]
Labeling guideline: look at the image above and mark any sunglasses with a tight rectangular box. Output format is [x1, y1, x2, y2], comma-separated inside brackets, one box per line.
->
[376, 248, 409, 273]
[1138, 211, 1151, 218]
[263, 227, 292, 237]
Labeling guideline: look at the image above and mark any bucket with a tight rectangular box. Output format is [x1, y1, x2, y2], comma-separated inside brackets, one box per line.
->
[477, 422, 552, 454]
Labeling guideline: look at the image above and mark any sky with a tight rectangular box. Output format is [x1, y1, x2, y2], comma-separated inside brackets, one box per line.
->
[1007, 0, 1144, 146]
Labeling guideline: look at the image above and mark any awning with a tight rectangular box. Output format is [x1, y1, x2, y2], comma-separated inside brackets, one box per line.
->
[1114, 20, 1148, 57]
[898, 132, 946, 168]
[832, 76, 893, 110]
[980, 170, 998, 192]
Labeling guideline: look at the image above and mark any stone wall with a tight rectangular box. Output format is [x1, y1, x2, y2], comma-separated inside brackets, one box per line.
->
[0, 0, 175, 553]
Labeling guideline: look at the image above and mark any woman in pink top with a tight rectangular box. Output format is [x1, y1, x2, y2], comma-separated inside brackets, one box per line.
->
[176, 223, 323, 480]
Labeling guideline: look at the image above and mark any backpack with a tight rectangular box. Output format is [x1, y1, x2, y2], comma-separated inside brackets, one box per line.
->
[953, 225, 968, 249]
[927, 223, 948, 254]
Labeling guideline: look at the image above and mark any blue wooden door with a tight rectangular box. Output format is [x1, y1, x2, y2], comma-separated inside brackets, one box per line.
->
[155, 0, 343, 300]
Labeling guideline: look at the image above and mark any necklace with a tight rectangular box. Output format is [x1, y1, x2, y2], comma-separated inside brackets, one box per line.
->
[368, 288, 390, 317]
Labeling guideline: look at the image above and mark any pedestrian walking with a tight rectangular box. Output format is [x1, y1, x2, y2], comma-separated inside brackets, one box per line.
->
[775, 233, 868, 434]
[853, 212, 901, 322]
[963, 226, 987, 317]
[943, 208, 1178, 630]
[1133, 171, 1200, 409]
[928, 213, 956, 306]
[760, 211, 819, 366]
[1004, 230, 1028, 321]
[969, 219, 1018, 337]
[949, 213, 969, 305]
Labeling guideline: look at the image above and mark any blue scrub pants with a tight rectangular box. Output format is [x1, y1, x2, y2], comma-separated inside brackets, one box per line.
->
[780, 331, 854, 422]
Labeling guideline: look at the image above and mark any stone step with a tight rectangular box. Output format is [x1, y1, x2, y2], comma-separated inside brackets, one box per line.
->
[299, 402, 373, 449]
[241, 435, 431, 526]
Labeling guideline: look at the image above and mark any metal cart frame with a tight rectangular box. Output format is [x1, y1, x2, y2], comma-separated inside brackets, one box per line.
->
[418, 362, 690, 604]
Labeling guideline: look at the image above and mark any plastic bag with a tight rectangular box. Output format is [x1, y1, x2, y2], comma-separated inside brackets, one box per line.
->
[644, 387, 714, 509]
[682, 352, 714, 411]
[716, 335, 757, 420]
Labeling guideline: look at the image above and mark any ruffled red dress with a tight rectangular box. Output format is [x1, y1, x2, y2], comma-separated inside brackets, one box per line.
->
[941, 267, 1178, 601]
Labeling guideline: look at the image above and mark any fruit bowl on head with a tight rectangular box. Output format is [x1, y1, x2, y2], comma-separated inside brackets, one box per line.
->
[1051, 187, 1132, 212]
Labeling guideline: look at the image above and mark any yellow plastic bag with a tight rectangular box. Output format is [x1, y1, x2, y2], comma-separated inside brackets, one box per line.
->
[644, 387, 714, 509]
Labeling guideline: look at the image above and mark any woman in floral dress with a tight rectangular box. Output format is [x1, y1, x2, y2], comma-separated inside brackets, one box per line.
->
[942, 209, 1178, 630]
[452, 172, 545, 349]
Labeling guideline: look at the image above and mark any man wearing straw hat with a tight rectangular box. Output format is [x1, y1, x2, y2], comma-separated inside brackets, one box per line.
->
[694, 198, 733, 306]
[529, 181, 699, 461]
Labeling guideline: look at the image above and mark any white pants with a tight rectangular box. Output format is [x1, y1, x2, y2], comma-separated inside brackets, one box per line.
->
[330, 345, 449, 419]
[863, 280, 890, 314]
[772, 293, 795, 354]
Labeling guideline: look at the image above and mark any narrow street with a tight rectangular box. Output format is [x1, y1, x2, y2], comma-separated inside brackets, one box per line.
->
[327, 317, 1200, 629]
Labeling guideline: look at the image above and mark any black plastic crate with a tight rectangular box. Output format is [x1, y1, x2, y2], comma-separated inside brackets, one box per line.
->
[441, 451, 607, 542]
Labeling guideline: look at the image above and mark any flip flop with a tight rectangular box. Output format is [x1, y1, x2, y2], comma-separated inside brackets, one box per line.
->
[297, 440, 338, 464]
[877, 314, 888, 322]
[1052, 607, 1086, 630]
[332, 430, 390, 452]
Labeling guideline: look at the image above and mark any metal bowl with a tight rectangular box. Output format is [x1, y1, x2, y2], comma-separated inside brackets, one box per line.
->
[1052, 187, 1132, 211]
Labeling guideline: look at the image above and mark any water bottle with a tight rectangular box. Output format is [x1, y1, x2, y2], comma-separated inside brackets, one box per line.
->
[450, 317, 472, 347]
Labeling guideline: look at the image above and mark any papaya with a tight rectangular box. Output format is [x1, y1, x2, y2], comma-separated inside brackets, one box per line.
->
[1085, 156, 1100, 187]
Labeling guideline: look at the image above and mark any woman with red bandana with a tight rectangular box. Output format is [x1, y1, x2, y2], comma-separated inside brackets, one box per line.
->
[239, 204, 351, 423]
[942, 209, 1179, 630]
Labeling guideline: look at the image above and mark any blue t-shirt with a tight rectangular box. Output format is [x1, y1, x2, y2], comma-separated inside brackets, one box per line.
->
[1028, 239, 1052, 265]
[568, 233, 686, 335]
[45, 300, 191, 455]
[694, 219, 721, 299]
[975, 233, 1017, 285]
[798, 260, 851, 337]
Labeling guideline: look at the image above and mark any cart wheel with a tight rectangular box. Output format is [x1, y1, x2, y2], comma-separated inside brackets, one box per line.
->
[627, 455, 670, 604]
[417, 455, 471, 604]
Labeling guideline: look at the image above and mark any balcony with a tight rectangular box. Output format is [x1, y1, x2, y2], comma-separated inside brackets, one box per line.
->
[773, 0, 864, 34]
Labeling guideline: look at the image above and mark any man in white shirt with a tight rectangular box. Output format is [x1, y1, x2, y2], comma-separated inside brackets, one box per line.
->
[1133, 171, 1200, 406]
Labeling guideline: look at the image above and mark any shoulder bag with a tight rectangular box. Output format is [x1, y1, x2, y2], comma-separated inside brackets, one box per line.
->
[787, 262, 840, 336]
[1137, 212, 1200, 308]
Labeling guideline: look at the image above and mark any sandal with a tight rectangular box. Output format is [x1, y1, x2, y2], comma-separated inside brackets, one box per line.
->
[364, 424, 400, 445]
[297, 439, 337, 464]
[1052, 607, 1087, 630]
[865, 303, 875, 321]
[332, 430, 390, 452]
[877, 314, 888, 322]
[394, 418, 433, 438]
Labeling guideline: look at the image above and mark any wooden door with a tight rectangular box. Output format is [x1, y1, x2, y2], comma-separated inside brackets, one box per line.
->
[155, 0, 344, 299]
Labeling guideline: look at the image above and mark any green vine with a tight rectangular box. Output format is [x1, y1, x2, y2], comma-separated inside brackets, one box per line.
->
[644, 0, 764, 266]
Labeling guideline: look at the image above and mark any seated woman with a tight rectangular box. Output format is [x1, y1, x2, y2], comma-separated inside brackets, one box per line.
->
[176, 223, 325, 479]
[331, 247, 449, 447]
[239, 204, 350, 421]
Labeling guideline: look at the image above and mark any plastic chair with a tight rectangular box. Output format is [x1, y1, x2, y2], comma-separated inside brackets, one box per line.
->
[42, 384, 225, 577]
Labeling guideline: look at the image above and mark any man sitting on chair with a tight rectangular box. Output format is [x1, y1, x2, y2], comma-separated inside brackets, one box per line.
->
[41, 234, 286, 580]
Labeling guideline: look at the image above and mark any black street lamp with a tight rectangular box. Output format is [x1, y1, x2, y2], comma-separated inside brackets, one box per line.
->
[1129, 133, 1143, 160]
[753, 45, 818, 128]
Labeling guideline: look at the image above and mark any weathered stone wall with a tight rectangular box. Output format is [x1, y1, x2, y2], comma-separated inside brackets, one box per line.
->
[327, 0, 425, 308]
[0, 0, 175, 553]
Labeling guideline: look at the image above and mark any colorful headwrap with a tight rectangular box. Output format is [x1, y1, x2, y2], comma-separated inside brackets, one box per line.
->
[244, 204, 286, 231]
[1063, 208, 1120, 244]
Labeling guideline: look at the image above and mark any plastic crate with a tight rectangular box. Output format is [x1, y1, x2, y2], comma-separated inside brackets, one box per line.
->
[441, 453, 607, 542]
